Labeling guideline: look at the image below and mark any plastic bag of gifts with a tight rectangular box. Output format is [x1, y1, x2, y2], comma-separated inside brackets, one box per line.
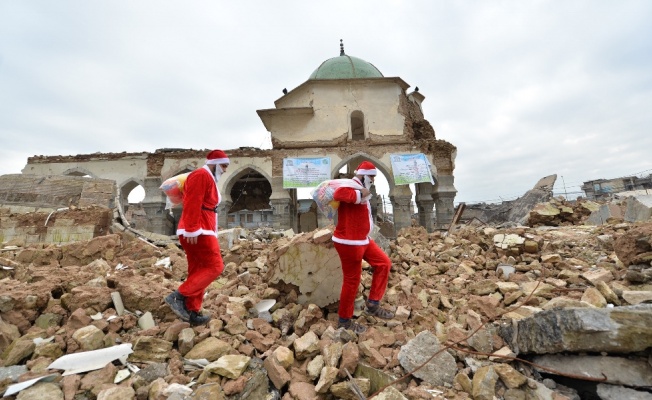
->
[159, 173, 190, 209]
[310, 179, 365, 219]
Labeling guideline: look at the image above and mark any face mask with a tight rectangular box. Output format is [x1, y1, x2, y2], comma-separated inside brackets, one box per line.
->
[363, 175, 373, 190]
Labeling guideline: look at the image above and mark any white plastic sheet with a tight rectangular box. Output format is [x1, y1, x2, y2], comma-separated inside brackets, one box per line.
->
[47, 343, 133, 376]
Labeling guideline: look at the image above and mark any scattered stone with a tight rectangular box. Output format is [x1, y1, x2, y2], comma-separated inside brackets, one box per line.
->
[397, 331, 457, 386]
[1, 206, 651, 399]
[500, 304, 652, 354]
[533, 354, 652, 387]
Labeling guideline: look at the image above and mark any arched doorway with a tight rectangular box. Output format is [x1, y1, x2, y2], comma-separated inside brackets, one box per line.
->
[226, 168, 273, 229]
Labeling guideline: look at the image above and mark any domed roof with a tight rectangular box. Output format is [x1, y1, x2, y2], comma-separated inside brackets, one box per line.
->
[309, 41, 383, 80]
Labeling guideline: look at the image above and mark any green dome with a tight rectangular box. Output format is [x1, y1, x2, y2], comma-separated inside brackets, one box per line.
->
[309, 55, 384, 80]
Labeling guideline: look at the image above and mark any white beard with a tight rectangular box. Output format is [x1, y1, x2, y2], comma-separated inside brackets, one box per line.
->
[363, 175, 373, 190]
[214, 166, 224, 182]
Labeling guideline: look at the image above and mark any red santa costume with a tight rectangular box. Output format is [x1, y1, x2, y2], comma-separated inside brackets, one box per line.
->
[332, 161, 392, 322]
[175, 150, 228, 313]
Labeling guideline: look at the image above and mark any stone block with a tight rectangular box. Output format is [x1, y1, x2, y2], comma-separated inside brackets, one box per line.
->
[586, 204, 623, 225]
[397, 331, 457, 386]
[532, 355, 652, 387]
[624, 196, 652, 223]
[45, 226, 96, 244]
[53, 218, 75, 227]
[500, 304, 652, 354]
[267, 238, 342, 307]
[217, 228, 246, 250]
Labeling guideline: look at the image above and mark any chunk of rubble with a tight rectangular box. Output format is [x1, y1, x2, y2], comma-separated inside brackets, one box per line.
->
[499, 304, 652, 354]
[471, 174, 557, 225]
[532, 354, 652, 388]
[266, 232, 343, 307]
[397, 330, 457, 386]
[586, 203, 625, 225]
[624, 195, 652, 223]
[596, 383, 652, 400]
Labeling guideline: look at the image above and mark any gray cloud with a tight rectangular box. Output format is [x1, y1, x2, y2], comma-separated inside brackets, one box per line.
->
[1, 1, 650, 204]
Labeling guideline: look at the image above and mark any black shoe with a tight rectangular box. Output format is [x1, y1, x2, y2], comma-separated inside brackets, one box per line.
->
[365, 302, 395, 319]
[189, 311, 211, 326]
[338, 319, 367, 334]
[165, 291, 189, 321]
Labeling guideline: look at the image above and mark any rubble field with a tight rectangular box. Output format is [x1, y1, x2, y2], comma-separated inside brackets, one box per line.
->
[1, 205, 652, 400]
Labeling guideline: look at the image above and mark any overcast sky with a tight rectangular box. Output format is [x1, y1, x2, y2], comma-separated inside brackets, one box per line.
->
[1, 1, 651, 205]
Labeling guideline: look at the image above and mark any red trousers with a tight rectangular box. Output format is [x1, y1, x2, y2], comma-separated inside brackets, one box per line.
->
[178, 235, 224, 312]
[334, 240, 391, 319]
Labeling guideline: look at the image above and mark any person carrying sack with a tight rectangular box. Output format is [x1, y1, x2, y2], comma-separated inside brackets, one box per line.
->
[164, 149, 229, 326]
[332, 161, 395, 334]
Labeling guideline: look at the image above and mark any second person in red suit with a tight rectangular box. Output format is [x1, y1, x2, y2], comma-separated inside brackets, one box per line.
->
[164, 149, 229, 326]
[333, 161, 395, 334]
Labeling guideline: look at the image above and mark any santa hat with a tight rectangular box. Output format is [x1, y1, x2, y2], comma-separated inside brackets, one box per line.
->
[205, 149, 230, 165]
[354, 161, 377, 176]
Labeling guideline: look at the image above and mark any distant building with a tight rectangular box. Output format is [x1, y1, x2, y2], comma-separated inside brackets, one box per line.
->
[582, 175, 652, 200]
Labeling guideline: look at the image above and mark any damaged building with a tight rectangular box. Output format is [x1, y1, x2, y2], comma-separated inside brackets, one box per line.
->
[4, 41, 652, 400]
[19, 43, 457, 237]
[582, 175, 652, 201]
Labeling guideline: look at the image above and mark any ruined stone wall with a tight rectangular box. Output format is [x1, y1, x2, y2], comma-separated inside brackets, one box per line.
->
[0, 174, 116, 210]
[0, 206, 112, 245]
[0, 175, 116, 245]
[23, 154, 149, 191]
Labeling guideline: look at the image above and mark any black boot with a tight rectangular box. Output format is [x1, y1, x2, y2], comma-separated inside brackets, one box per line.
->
[164, 290, 189, 321]
[189, 311, 211, 326]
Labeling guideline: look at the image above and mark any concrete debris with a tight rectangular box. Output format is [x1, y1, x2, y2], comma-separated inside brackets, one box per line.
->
[624, 196, 652, 223]
[1, 206, 652, 399]
[527, 197, 600, 226]
[531, 354, 652, 387]
[596, 383, 652, 400]
[463, 174, 652, 229]
[500, 304, 652, 354]
[465, 174, 557, 226]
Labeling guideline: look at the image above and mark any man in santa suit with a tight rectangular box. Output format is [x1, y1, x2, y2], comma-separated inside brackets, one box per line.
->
[164, 149, 229, 325]
[332, 161, 394, 334]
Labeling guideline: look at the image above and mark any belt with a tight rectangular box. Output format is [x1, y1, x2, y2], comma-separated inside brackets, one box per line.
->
[202, 205, 219, 213]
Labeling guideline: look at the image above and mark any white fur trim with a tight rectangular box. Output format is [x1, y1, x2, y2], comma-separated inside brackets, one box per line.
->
[355, 168, 376, 176]
[332, 236, 370, 245]
[176, 229, 218, 237]
[206, 158, 229, 165]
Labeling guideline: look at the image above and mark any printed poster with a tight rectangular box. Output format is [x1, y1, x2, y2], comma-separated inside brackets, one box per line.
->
[283, 157, 331, 188]
[390, 153, 434, 185]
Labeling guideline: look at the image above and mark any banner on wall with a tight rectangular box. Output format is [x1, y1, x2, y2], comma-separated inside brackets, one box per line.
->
[390, 153, 435, 185]
[282, 157, 331, 188]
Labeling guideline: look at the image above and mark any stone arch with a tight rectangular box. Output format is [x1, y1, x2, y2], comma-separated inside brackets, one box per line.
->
[115, 178, 146, 228]
[62, 167, 96, 178]
[333, 152, 397, 224]
[332, 152, 393, 186]
[222, 164, 273, 204]
[221, 164, 273, 228]
[118, 178, 145, 206]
